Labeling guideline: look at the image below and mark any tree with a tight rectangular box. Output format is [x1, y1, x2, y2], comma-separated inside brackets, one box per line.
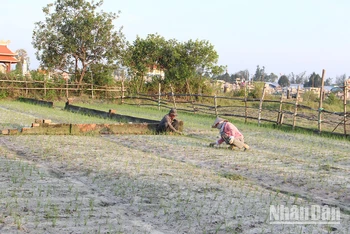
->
[304, 72, 321, 87]
[288, 72, 295, 83]
[324, 77, 332, 86]
[164, 39, 224, 92]
[123, 34, 167, 92]
[335, 74, 347, 86]
[124, 35, 223, 93]
[278, 75, 290, 87]
[265, 73, 278, 82]
[295, 71, 307, 84]
[231, 70, 249, 82]
[253, 65, 266, 81]
[220, 72, 231, 82]
[32, 0, 125, 85]
[15, 49, 30, 76]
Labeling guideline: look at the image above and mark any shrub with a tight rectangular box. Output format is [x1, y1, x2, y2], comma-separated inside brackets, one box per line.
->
[248, 82, 264, 99]
[302, 91, 318, 103]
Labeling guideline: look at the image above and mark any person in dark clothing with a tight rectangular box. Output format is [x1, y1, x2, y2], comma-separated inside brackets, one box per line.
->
[156, 108, 182, 134]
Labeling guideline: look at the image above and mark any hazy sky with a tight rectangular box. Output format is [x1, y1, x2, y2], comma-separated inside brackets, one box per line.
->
[1, 0, 350, 80]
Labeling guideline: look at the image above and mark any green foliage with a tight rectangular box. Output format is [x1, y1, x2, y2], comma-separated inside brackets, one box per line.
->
[278, 75, 290, 87]
[44, 90, 58, 101]
[335, 74, 347, 86]
[30, 70, 46, 81]
[168, 39, 221, 86]
[230, 70, 249, 82]
[304, 72, 321, 87]
[232, 89, 245, 97]
[325, 93, 338, 105]
[324, 77, 332, 86]
[302, 90, 318, 102]
[253, 65, 265, 81]
[123, 34, 223, 93]
[15, 49, 29, 75]
[32, 0, 125, 85]
[265, 73, 278, 82]
[89, 64, 115, 86]
[248, 82, 264, 99]
[123, 34, 168, 93]
[0, 71, 22, 80]
[0, 90, 8, 99]
[324, 93, 343, 111]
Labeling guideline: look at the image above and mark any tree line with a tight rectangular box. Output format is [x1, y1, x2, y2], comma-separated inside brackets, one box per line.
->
[215, 65, 348, 88]
[25, 0, 224, 94]
[6, 0, 348, 95]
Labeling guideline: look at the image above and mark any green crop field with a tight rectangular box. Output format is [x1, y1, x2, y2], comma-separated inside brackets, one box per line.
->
[0, 100, 349, 233]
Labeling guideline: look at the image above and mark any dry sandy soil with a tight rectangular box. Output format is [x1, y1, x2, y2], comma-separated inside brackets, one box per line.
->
[0, 101, 349, 234]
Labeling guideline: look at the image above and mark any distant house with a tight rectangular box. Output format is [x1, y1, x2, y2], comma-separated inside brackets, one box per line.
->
[266, 82, 279, 89]
[265, 82, 280, 94]
[144, 64, 165, 82]
[330, 81, 350, 100]
[289, 83, 304, 89]
[0, 40, 18, 73]
[304, 87, 321, 95]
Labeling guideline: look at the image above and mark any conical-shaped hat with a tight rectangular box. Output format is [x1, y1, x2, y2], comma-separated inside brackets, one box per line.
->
[212, 117, 226, 128]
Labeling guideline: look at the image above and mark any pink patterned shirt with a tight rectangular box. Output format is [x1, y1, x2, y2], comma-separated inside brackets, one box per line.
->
[217, 122, 243, 145]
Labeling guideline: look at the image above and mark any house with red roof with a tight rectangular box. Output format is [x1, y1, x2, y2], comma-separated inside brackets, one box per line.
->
[0, 40, 18, 73]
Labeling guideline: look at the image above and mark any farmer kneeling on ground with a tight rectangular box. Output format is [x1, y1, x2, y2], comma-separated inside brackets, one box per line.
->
[156, 108, 182, 134]
[209, 117, 249, 150]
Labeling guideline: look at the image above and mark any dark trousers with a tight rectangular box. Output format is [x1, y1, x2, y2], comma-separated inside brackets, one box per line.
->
[156, 119, 179, 133]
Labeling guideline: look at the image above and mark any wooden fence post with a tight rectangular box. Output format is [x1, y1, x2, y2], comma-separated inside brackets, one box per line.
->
[91, 82, 94, 99]
[276, 93, 284, 125]
[25, 80, 28, 97]
[170, 84, 177, 109]
[186, 78, 196, 113]
[292, 85, 300, 130]
[121, 79, 125, 104]
[214, 95, 218, 116]
[344, 80, 348, 137]
[158, 82, 161, 110]
[44, 79, 47, 97]
[258, 83, 266, 126]
[244, 84, 248, 123]
[65, 78, 69, 99]
[318, 69, 325, 134]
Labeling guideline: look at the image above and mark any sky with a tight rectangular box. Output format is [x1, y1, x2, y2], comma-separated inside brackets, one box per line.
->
[1, 0, 350, 80]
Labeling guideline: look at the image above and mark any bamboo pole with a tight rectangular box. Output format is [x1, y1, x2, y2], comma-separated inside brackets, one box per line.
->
[170, 84, 177, 109]
[292, 85, 300, 130]
[25, 80, 28, 97]
[317, 69, 325, 134]
[244, 84, 248, 123]
[344, 80, 348, 137]
[258, 83, 267, 126]
[44, 78, 47, 96]
[121, 79, 125, 104]
[214, 95, 218, 116]
[158, 82, 161, 110]
[280, 113, 285, 125]
[65, 78, 69, 99]
[276, 92, 284, 125]
[186, 78, 196, 113]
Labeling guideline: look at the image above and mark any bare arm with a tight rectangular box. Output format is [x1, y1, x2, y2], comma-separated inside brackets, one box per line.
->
[166, 116, 179, 132]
